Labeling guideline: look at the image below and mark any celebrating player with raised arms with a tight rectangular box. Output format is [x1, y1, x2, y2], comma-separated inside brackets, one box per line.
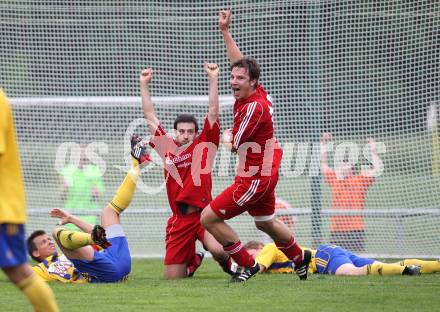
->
[140, 63, 235, 279]
[200, 10, 311, 283]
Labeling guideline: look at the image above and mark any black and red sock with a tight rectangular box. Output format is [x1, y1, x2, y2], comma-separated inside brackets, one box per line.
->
[223, 241, 254, 268]
[275, 236, 303, 267]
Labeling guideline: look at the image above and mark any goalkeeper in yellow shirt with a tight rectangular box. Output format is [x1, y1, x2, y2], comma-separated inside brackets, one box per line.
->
[0, 89, 59, 311]
[27, 134, 150, 283]
[244, 241, 439, 276]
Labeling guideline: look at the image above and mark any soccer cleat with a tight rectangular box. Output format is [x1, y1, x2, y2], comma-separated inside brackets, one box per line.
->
[230, 261, 260, 283]
[223, 262, 243, 276]
[91, 225, 112, 249]
[295, 249, 312, 280]
[187, 252, 205, 277]
[402, 265, 421, 276]
[131, 134, 151, 165]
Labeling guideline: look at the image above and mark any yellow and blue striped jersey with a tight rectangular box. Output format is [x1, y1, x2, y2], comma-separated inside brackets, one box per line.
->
[0, 89, 26, 224]
[33, 253, 88, 283]
[256, 243, 317, 274]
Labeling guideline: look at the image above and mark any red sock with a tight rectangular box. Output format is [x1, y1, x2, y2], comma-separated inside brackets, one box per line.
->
[187, 252, 204, 277]
[223, 241, 254, 268]
[218, 256, 233, 274]
[275, 236, 303, 267]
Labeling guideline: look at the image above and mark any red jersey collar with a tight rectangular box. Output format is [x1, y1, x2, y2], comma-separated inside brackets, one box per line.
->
[236, 84, 261, 106]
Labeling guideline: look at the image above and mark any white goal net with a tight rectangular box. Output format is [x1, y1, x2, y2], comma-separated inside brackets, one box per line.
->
[2, 1, 440, 258]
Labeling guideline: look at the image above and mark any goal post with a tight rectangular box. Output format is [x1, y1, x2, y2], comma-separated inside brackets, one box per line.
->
[3, 1, 440, 258]
[11, 95, 440, 258]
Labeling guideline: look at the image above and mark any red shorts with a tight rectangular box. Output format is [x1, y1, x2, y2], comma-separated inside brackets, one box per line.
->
[164, 212, 206, 265]
[210, 171, 279, 220]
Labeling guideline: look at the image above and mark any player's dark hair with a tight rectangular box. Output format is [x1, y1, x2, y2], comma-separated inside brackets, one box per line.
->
[27, 230, 46, 262]
[230, 57, 261, 88]
[173, 114, 199, 132]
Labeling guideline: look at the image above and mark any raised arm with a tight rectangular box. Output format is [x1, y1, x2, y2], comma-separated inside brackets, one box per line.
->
[50, 208, 94, 234]
[219, 10, 243, 63]
[140, 68, 160, 134]
[320, 132, 332, 173]
[204, 62, 219, 127]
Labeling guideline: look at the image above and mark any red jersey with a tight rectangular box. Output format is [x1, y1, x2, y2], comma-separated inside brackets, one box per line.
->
[232, 84, 282, 178]
[149, 117, 220, 215]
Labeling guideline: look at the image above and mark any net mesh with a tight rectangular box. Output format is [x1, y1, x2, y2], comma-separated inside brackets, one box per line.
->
[2, 0, 440, 257]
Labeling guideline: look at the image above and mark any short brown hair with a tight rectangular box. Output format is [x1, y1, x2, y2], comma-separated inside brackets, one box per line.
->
[27, 230, 46, 262]
[244, 240, 264, 250]
[173, 114, 199, 132]
[230, 57, 261, 87]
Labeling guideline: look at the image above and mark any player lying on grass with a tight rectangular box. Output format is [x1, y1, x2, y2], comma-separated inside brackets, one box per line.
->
[244, 241, 434, 276]
[27, 136, 150, 283]
[140, 63, 235, 279]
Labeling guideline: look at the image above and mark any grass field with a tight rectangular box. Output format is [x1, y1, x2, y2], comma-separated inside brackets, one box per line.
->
[1, 259, 439, 312]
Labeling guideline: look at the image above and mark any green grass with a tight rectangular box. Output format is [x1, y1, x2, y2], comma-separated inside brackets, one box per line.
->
[1, 259, 440, 312]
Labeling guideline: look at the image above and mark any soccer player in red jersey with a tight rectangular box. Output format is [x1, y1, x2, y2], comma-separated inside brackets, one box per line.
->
[200, 10, 311, 282]
[140, 63, 234, 279]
